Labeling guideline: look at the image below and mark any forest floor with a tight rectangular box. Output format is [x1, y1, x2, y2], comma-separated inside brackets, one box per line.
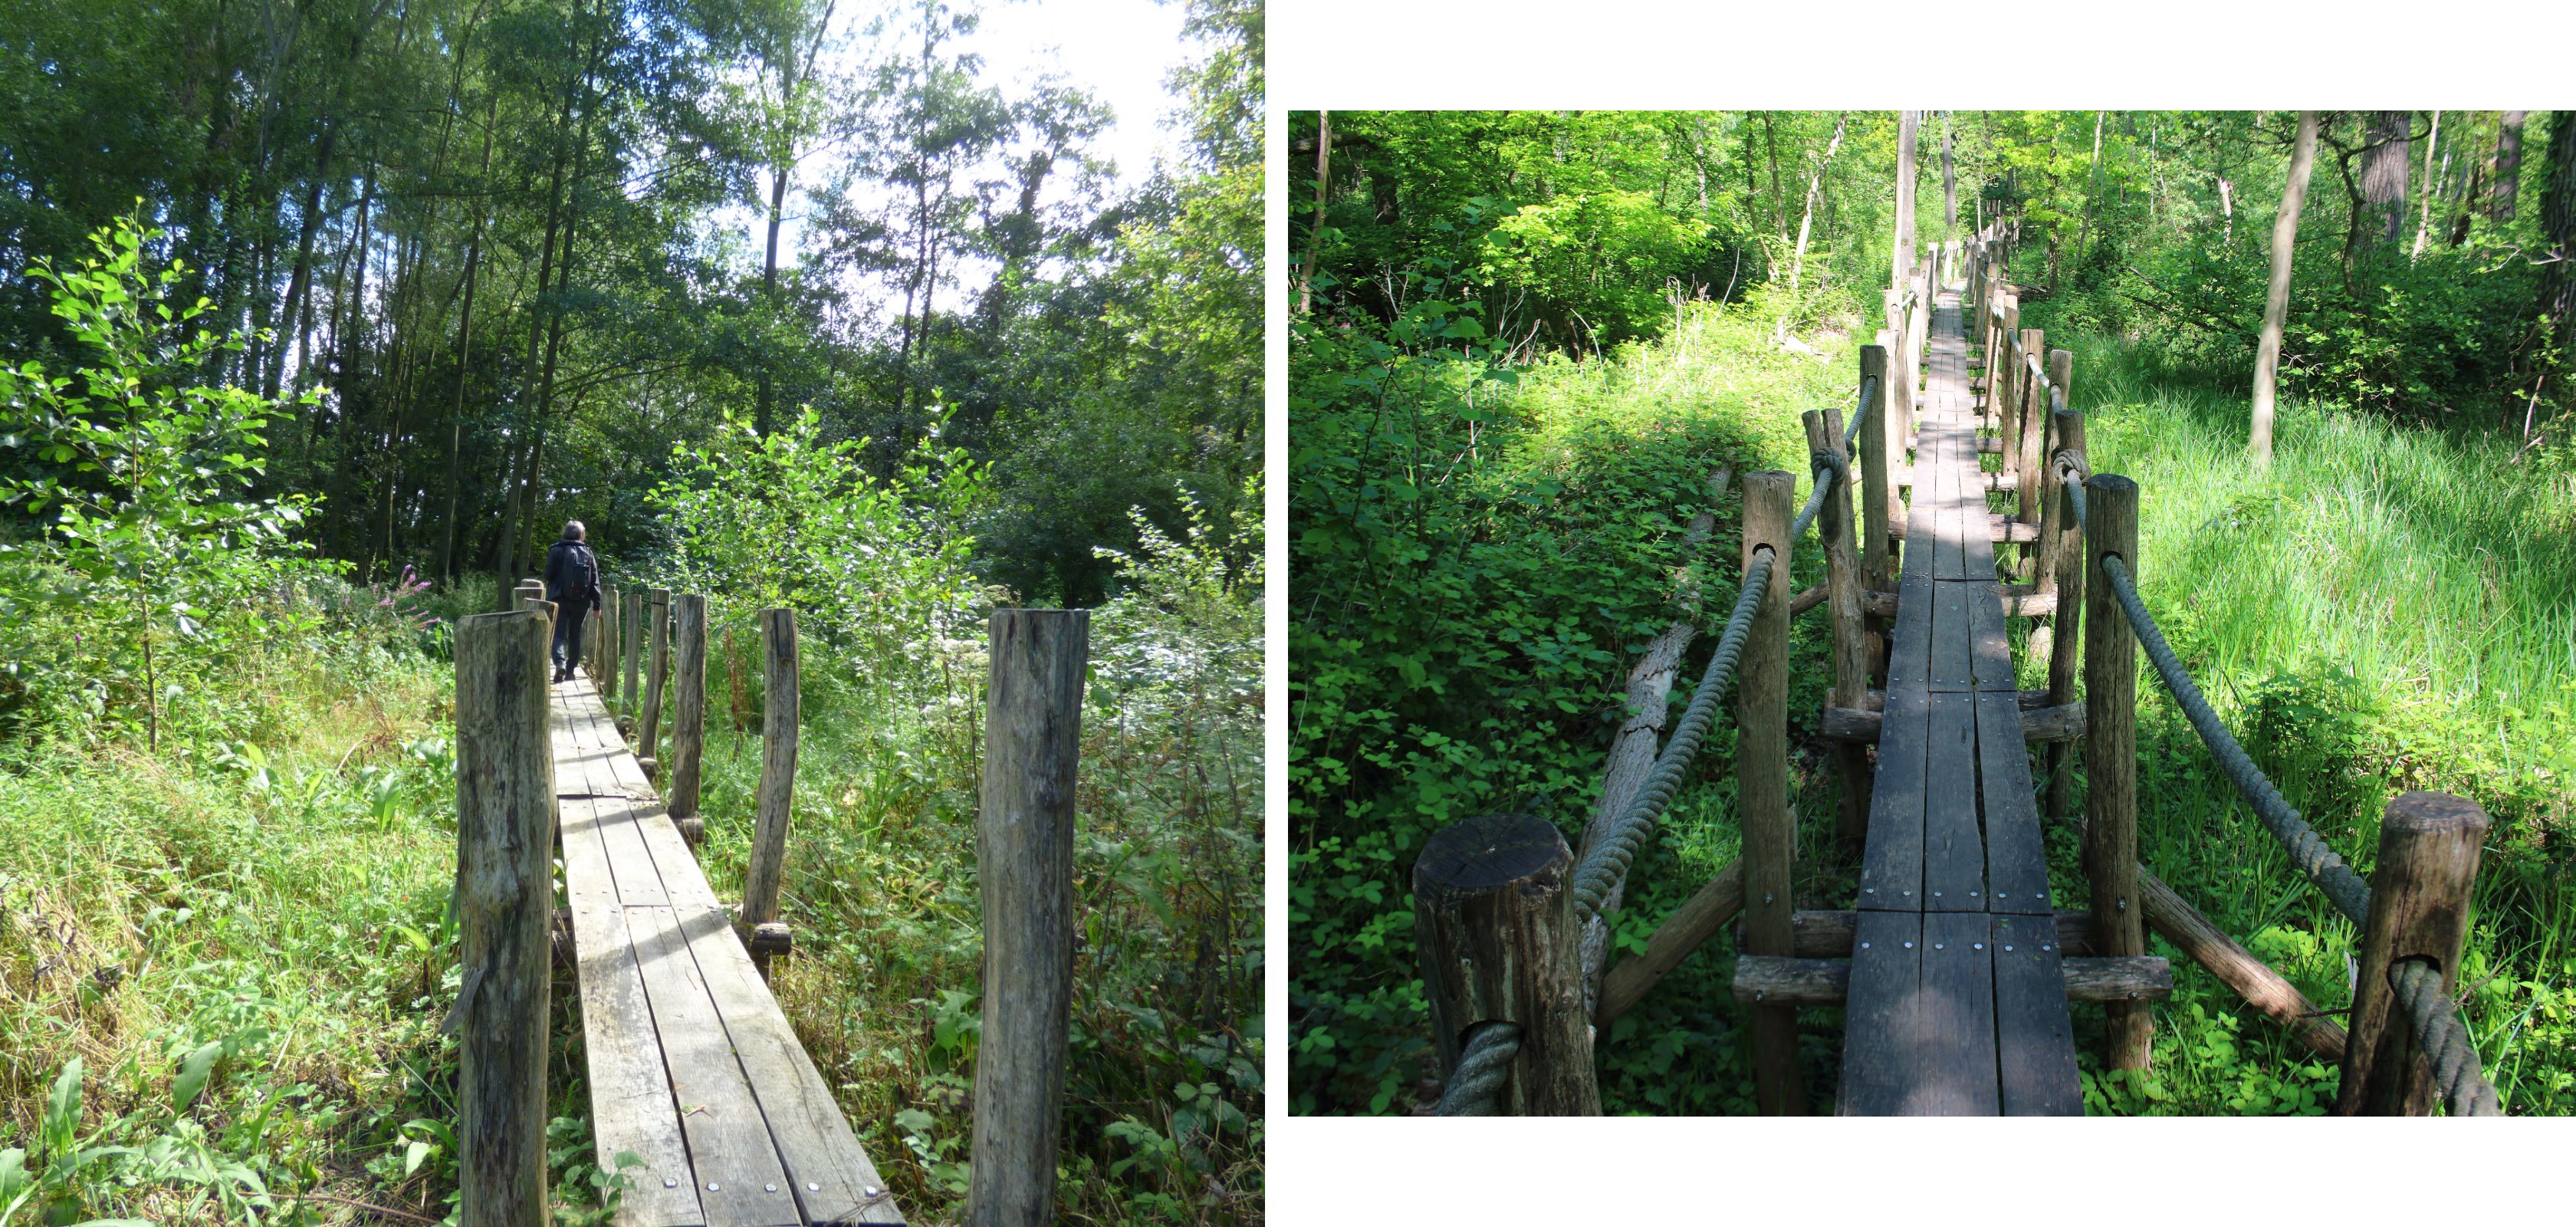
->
[1290, 296, 2576, 1115]
[2, 576, 1263, 1223]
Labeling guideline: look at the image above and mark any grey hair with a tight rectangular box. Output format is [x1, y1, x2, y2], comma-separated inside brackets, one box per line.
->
[563, 520, 586, 541]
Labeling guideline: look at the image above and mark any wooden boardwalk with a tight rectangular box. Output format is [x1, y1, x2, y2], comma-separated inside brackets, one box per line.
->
[1837, 281, 2083, 1115]
[550, 673, 907, 1225]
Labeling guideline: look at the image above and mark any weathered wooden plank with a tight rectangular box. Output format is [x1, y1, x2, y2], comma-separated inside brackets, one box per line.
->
[1921, 693, 1983, 910]
[1927, 580, 1974, 691]
[1975, 691, 2053, 913]
[1837, 910, 1923, 1116]
[1913, 911, 2000, 1114]
[1967, 583, 2015, 692]
[1933, 432, 1969, 581]
[622, 903, 802, 1227]
[1857, 689, 1929, 910]
[678, 904, 907, 1223]
[560, 890, 704, 1221]
[1990, 913, 2082, 1116]
[1884, 564, 1935, 692]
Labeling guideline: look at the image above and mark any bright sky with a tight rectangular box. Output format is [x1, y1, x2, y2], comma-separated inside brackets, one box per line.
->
[724, 0, 1194, 322]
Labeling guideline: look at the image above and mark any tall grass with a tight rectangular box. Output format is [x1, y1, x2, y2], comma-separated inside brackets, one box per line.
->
[2046, 334, 2576, 1114]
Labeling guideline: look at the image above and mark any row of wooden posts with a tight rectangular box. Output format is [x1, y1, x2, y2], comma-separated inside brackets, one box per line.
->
[1413, 222, 2494, 1115]
[455, 584, 1104, 1221]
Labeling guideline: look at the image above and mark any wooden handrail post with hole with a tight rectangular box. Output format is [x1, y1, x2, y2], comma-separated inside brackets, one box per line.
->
[2338, 791, 2491, 1115]
[968, 609, 1090, 1225]
[2014, 330, 2044, 535]
[2043, 399, 2088, 821]
[670, 593, 708, 848]
[639, 588, 670, 780]
[1881, 323, 1907, 536]
[452, 608, 553, 1227]
[1739, 469, 1803, 1114]
[2082, 473, 2150, 1071]
[1806, 409, 1871, 844]
[1414, 813, 1597, 1114]
[1858, 343, 1894, 681]
[742, 608, 800, 974]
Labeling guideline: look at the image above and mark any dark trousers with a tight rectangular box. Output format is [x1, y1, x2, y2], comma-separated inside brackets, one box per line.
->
[552, 600, 590, 675]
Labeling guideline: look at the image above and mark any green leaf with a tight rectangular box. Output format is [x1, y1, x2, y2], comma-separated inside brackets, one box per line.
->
[42, 1058, 81, 1155]
[173, 1039, 222, 1110]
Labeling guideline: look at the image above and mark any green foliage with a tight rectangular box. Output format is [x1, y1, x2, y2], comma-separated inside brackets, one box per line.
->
[0, 214, 327, 750]
[1290, 278, 1841, 1114]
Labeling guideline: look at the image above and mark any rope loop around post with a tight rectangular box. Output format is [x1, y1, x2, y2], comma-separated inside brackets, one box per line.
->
[2389, 961, 2503, 1116]
[1434, 1021, 1526, 1116]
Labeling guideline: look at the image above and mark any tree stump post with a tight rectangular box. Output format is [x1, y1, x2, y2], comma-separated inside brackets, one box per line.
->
[2338, 791, 2491, 1115]
[967, 610, 1088, 1227]
[1739, 470, 1803, 1113]
[596, 584, 619, 697]
[2083, 473, 2150, 1071]
[741, 609, 799, 974]
[639, 589, 670, 781]
[1858, 343, 1893, 682]
[669, 594, 708, 845]
[1806, 410, 1871, 842]
[1413, 812, 1597, 1114]
[1880, 327, 1907, 564]
[452, 609, 552, 1227]
[2043, 402, 2088, 821]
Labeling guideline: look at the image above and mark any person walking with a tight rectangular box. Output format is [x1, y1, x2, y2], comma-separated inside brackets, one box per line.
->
[543, 520, 602, 683]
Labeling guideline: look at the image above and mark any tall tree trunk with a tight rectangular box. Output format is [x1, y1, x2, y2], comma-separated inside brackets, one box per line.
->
[1789, 115, 1845, 293]
[2072, 111, 2104, 286]
[2538, 112, 2576, 344]
[2492, 110, 2529, 224]
[2412, 110, 2442, 261]
[2251, 112, 2319, 468]
[1940, 115, 1957, 235]
[1762, 114, 1788, 245]
[1297, 110, 1329, 315]
[2362, 110, 2411, 245]
[1891, 110, 1918, 288]
[439, 93, 500, 584]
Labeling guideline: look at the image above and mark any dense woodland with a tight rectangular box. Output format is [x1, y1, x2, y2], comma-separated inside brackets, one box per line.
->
[0, 2, 1261, 1222]
[1290, 110, 2576, 1115]
[0, 0, 1258, 605]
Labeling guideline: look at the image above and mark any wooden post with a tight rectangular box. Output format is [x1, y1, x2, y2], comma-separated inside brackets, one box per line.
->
[967, 609, 1089, 1227]
[2082, 474, 2150, 1071]
[741, 610, 799, 965]
[2013, 330, 2043, 526]
[596, 584, 618, 698]
[1806, 410, 1870, 842]
[1881, 326, 1907, 539]
[2002, 298, 2023, 439]
[639, 589, 670, 779]
[1739, 470, 1802, 1113]
[1413, 812, 1598, 1114]
[1857, 344, 1893, 683]
[2338, 791, 2490, 1115]
[669, 594, 708, 845]
[452, 610, 552, 1227]
[621, 589, 642, 723]
[2043, 401, 2088, 821]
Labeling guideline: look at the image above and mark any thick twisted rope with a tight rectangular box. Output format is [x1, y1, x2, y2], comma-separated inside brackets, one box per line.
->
[1569, 548, 1775, 923]
[2097, 553, 2375, 927]
[1434, 1022, 1523, 1116]
[1843, 375, 1878, 452]
[2390, 961, 2504, 1116]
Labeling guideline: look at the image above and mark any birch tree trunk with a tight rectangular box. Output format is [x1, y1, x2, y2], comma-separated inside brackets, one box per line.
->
[2251, 111, 2319, 468]
[1891, 110, 1918, 290]
[1789, 115, 1845, 292]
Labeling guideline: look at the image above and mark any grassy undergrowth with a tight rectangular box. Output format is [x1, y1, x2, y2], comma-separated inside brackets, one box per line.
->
[1291, 287, 2576, 1116]
[4, 568, 1262, 1222]
[2037, 333, 2576, 1114]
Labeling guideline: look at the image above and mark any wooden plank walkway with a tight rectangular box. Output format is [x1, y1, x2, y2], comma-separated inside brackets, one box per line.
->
[550, 673, 908, 1225]
[1838, 281, 2082, 1116]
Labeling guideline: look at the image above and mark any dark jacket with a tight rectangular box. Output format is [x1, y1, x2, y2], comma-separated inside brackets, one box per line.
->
[544, 539, 600, 610]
